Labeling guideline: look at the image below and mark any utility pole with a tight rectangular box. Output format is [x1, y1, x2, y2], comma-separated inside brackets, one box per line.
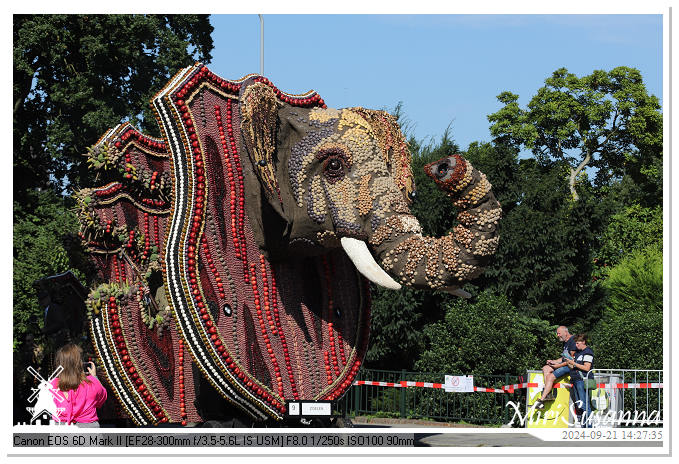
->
[258, 14, 264, 75]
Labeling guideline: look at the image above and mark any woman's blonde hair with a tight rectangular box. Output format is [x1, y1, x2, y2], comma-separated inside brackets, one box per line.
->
[55, 343, 90, 392]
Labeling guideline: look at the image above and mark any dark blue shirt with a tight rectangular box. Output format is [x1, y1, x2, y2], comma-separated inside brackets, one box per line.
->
[570, 346, 594, 381]
[561, 336, 577, 361]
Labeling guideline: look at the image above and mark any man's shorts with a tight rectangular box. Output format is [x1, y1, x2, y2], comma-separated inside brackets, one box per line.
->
[551, 365, 570, 379]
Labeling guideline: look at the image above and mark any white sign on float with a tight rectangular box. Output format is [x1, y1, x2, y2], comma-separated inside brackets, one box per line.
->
[301, 402, 332, 416]
[287, 402, 300, 416]
[444, 375, 474, 393]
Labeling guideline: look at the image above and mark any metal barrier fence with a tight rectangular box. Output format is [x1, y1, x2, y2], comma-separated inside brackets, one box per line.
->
[584, 369, 663, 427]
[341, 368, 525, 425]
[341, 368, 664, 427]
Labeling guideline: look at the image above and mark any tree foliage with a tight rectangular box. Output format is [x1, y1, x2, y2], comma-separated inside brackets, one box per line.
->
[466, 145, 609, 326]
[415, 292, 559, 376]
[372, 68, 662, 375]
[603, 244, 662, 312]
[364, 286, 440, 370]
[13, 190, 85, 348]
[13, 14, 214, 203]
[591, 244, 663, 369]
[488, 67, 662, 201]
[590, 303, 662, 370]
[595, 204, 662, 270]
[462, 141, 521, 209]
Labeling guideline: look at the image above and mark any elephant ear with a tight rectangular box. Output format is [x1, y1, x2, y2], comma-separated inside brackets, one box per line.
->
[240, 80, 283, 206]
[350, 108, 415, 204]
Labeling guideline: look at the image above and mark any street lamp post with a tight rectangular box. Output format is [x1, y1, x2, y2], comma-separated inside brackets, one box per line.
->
[258, 14, 264, 75]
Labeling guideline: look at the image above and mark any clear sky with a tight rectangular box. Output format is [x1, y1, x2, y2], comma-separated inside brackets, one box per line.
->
[207, 14, 663, 151]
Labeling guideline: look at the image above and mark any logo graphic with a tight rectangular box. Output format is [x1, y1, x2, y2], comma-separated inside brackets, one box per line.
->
[25, 365, 65, 424]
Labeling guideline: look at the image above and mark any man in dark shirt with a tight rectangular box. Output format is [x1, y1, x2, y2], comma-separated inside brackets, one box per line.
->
[534, 326, 577, 410]
[567, 334, 594, 427]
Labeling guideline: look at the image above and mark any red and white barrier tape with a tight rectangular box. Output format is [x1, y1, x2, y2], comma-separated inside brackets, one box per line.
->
[473, 386, 505, 394]
[352, 380, 663, 393]
[353, 380, 444, 389]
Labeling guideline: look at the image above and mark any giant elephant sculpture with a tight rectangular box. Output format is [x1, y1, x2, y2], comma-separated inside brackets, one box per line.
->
[74, 64, 501, 426]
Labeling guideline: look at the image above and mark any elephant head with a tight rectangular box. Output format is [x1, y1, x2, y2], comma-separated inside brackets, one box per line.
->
[238, 79, 501, 296]
[74, 65, 500, 426]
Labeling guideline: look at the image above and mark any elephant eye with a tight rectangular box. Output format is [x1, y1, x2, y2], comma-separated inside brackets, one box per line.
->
[328, 159, 341, 171]
[317, 144, 351, 183]
[323, 155, 345, 181]
[436, 162, 449, 178]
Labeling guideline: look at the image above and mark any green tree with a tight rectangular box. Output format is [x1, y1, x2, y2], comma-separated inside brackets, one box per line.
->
[365, 287, 435, 370]
[594, 204, 662, 272]
[466, 146, 609, 325]
[488, 67, 662, 201]
[603, 244, 662, 312]
[13, 14, 214, 204]
[463, 141, 521, 209]
[591, 244, 663, 369]
[415, 292, 559, 376]
[13, 190, 85, 349]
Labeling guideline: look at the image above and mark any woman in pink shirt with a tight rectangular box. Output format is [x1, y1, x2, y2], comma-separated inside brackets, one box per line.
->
[50, 344, 107, 427]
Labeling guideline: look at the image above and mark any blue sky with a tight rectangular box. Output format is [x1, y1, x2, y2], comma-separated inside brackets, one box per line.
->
[207, 14, 663, 151]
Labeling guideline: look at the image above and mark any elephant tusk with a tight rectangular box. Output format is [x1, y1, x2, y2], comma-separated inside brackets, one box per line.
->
[340, 237, 402, 290]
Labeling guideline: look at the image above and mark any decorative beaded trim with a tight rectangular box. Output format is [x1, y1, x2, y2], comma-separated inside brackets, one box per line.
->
[91, 316, 149, 425]
[153, 68, 272, 421]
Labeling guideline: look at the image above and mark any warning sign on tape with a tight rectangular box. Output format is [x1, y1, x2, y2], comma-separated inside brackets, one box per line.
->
[352, 380, 663, 393]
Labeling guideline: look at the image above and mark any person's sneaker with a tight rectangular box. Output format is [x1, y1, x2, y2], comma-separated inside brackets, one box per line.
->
[533, 399, 545, 410]
[543, 391, 557, 401]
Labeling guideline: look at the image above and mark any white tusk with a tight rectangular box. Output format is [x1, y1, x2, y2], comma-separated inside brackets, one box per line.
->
[442, 287, 471, 299]
[340, 237, 402, 290]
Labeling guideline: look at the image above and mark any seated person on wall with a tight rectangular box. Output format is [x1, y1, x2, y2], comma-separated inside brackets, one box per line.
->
[567, 334, 594, 428]
[534, 325, 576, 410]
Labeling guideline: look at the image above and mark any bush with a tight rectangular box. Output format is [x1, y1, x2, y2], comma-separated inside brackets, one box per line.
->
[415, 292, 559, 376]
[603, 243, 662, 312]
[590, 303, 662, 370]
[590, 244, 663, 370]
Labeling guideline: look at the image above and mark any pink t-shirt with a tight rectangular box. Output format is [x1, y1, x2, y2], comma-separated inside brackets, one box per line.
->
[50, 375, 107, 424]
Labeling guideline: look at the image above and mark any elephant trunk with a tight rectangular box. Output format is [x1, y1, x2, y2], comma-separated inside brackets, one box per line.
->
[367, 154, 502, 295]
